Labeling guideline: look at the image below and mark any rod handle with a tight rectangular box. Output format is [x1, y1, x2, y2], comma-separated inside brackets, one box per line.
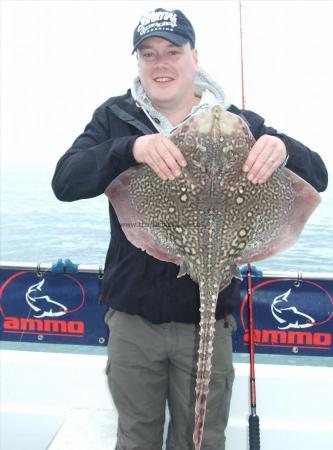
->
[249, 414, 260, 450]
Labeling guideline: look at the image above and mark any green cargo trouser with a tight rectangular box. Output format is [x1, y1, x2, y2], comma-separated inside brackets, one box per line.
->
[105, 310, 235, 450]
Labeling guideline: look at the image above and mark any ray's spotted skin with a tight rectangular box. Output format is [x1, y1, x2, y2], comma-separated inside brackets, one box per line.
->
[105, 105, 320, 449]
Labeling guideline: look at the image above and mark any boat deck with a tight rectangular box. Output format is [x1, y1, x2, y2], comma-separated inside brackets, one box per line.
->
[1, 344, 332, 450]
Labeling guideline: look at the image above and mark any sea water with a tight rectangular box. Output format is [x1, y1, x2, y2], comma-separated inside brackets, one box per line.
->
[1, 165, 332, 273]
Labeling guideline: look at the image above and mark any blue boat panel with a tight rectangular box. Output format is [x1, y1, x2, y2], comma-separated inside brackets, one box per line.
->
[0, 269, 109, 346]
[0, 269, 332, 356]
[236, 277, 333, 356]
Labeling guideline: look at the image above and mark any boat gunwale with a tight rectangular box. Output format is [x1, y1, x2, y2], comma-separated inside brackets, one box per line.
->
[0, 261, 332, 280]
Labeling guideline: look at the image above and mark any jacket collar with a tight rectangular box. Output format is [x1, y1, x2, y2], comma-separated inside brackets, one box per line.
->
[107, 91, 157, 135]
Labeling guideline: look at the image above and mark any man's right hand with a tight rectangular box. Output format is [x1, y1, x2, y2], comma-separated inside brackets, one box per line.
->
[133, 134, 187, 181]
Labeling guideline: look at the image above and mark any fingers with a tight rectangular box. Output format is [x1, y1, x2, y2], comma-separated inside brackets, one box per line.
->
[243, 135, 287, 184]
[133, 133, 287, 184]
[133, 134, 187, 181]
[157, 137, 187, 179]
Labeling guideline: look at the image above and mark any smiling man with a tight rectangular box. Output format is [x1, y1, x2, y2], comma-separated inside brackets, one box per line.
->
[52, 7, 328, 450]
[136, 38, 199, 120]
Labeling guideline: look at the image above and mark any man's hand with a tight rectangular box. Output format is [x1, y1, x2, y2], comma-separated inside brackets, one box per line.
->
[133, 134, 187, 181]
[242, 135, 287, 184]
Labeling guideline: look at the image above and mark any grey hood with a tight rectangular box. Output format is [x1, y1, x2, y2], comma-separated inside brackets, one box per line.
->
[131, 67, 230, 135]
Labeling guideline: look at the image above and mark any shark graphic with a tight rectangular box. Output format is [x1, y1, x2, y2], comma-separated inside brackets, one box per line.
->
[25, 279, 68, 318]
[271, 289, 315, 330]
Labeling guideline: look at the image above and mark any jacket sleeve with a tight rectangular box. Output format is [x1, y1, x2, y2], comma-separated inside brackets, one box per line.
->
[52, 106, 139, 201]
[231, 106, 328, 193]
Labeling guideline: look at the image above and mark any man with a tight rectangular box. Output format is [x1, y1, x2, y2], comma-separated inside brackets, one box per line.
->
[52, 8, 328, 450]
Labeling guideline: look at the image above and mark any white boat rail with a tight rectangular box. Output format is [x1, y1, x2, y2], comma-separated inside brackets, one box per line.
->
[1, 260, 333, 279]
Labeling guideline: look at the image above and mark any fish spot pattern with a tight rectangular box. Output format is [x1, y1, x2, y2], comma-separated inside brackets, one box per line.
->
[106, 105, 320, 450]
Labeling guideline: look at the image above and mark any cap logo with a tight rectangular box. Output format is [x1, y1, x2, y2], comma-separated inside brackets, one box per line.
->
[137, 11, 178, 37]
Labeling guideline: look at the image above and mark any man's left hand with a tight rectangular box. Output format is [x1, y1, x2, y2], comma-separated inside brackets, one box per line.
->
[242, 135, 287, 184]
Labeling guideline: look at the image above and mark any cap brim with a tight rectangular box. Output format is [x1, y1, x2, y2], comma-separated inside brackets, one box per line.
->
[132, 32, 189, 54]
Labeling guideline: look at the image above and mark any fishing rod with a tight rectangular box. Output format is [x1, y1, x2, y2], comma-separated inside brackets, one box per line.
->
[247, 264, 260, 450]
[239, 0, 246, 110]
[239, 1, 261, 448]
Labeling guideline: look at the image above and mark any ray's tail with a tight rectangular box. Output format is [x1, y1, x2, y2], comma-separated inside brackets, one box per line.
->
[193, 281, 220, 450]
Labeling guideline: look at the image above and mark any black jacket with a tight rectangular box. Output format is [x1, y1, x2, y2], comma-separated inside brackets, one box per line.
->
[52, 90, 328, 324]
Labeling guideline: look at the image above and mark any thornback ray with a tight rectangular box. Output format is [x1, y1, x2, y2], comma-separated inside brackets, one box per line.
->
[105, 105, 321, 450]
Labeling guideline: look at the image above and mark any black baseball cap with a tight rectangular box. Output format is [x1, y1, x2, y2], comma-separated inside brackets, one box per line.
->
[132, 8, 195, 54]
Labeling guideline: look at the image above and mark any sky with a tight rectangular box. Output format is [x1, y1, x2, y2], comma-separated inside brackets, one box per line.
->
[1, 0, 333, 172]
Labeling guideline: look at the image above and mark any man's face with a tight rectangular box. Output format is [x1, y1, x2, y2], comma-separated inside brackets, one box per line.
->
[137, 37, 198, 110]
